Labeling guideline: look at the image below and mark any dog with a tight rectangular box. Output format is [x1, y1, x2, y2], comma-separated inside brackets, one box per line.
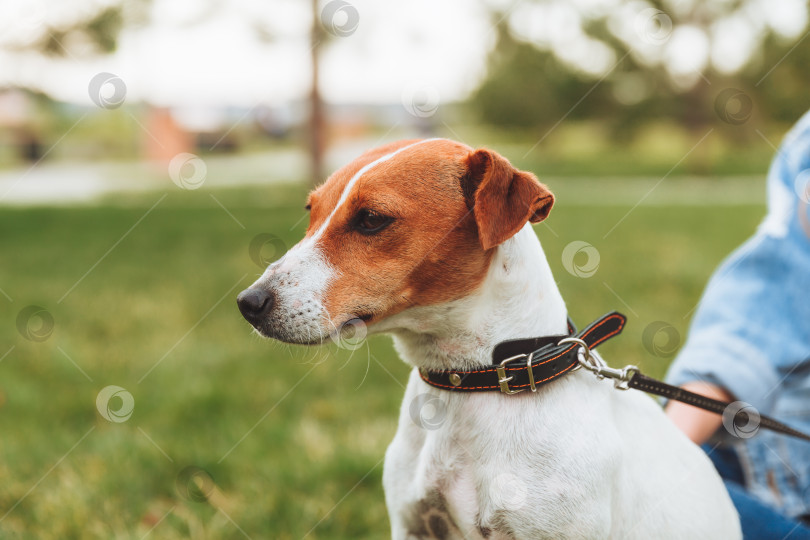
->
[237, 138, 741, 539]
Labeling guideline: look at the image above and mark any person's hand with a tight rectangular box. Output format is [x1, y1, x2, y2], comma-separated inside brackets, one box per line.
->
[665, 382, 734, 445]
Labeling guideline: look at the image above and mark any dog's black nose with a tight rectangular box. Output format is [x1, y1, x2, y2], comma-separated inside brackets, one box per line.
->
[237, 288, 274, 323]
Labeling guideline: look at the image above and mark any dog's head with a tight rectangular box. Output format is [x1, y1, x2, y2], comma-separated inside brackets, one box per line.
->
[237, 138, 554, 344]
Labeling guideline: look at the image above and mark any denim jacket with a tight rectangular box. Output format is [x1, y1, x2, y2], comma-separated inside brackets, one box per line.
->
[666, 111, 810, 519]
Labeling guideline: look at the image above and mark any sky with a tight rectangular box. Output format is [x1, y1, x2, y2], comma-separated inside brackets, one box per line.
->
[0, 0, 806, 108]
[0, 0, 494, 107]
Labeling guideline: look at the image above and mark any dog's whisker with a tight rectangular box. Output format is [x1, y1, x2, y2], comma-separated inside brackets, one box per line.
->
[353, 342, 372, 391]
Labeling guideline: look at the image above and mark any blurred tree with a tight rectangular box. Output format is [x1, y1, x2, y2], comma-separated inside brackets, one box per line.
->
[752, 32, 810, 124]
[3, 1, 151, 57]
[309, 0, 326, 186]
[37, 6, 124, 56]
[472, 27, 606, 129]
[471, 0, 810, 138]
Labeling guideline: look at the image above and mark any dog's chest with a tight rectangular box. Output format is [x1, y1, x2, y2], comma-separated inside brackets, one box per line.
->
[385, 371, 626, 539]
[399, 469, 508, 540]
[386, 397, 564, 539]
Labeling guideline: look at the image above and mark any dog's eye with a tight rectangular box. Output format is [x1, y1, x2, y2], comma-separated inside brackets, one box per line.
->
[355, 209, 393, 234]
[305, 204, 311, 211]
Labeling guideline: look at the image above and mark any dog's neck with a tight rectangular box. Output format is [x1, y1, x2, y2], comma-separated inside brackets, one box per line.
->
[383, 224, 568, 371]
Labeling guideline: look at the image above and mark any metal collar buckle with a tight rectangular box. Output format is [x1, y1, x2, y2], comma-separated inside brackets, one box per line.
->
[496, 353, 533, 395]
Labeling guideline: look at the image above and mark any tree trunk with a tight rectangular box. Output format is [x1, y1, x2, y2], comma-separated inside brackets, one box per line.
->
[309, 0, 325, 185]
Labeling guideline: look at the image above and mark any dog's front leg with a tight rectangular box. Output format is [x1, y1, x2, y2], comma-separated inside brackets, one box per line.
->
[383, 376, 489, 540]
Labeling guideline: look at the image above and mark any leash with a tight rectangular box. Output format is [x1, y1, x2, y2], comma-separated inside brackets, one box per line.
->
[419, 312, 810, 443]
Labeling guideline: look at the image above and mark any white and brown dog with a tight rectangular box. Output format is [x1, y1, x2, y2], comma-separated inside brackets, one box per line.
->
[237, 139, 741, 539]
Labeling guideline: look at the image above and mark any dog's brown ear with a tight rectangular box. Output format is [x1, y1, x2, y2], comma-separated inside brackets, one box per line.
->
[461, 148, 554, 250]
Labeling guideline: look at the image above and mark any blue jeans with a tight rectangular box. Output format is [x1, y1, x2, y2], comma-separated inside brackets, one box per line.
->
[703, 444, 810, 539]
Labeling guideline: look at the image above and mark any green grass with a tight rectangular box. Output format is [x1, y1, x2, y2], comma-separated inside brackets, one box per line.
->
[0, 182, 764, 538]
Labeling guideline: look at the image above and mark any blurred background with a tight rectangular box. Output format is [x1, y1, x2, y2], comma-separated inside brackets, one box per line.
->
[1, 0, 808, 537]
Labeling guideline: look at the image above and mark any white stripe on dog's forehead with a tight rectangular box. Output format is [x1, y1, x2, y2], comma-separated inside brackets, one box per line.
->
[306, 138, 441, 245]
[261, 138, 443, 303]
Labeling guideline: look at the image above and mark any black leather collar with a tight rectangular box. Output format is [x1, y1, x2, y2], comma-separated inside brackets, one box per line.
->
[419, 312, 627, 394]
[418, 311, 810, 443]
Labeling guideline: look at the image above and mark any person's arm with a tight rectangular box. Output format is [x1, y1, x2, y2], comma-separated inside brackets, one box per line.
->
[665, 382, 733, 445]
[666, 112, 810, 445]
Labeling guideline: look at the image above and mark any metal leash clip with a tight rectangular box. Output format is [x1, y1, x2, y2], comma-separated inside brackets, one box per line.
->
[557, 337, 639, 390]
